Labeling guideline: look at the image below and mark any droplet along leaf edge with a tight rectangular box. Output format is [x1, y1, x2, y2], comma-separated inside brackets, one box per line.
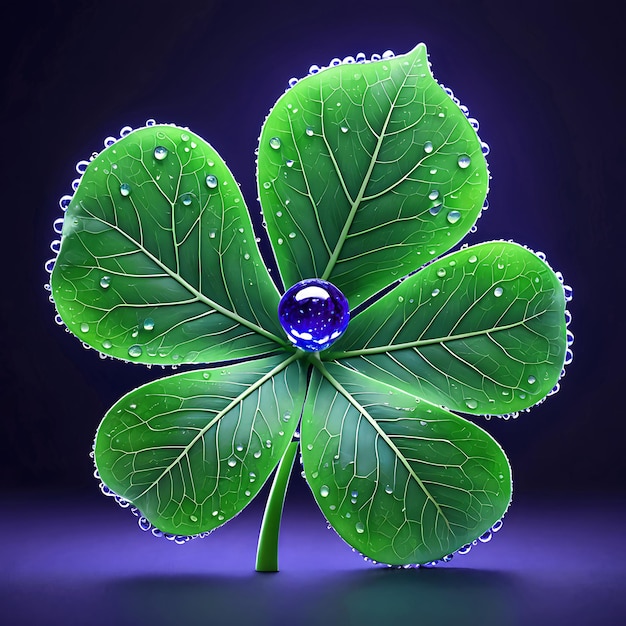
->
[50, 123, 289, 367]
[300, 361, 512, 565]
[257, 43, 489, 307]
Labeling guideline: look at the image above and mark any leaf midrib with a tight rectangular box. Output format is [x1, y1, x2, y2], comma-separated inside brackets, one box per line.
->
[321, 52, 421, 281]
[81, 203, 284, 346]
[130, 353, 300, 500]
[327, 312, 545, 359]
[313, 359, 451, 533]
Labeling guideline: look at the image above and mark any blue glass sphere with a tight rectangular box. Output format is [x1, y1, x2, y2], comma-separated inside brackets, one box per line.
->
[278, 279, 350, 351]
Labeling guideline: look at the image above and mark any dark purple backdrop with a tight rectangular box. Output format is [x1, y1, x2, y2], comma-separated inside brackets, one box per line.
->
[2, 2, 624, 624]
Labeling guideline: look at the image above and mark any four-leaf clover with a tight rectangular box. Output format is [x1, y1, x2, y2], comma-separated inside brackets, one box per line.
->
[47, 44, 570, 570]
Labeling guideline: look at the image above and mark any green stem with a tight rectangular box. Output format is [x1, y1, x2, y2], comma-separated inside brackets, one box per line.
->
[255, 440, 299, 572]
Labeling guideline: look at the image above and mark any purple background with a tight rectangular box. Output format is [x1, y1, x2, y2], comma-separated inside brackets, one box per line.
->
[1, 1, 624, 624]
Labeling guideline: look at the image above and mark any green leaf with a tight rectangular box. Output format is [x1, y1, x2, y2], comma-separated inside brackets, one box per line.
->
[257, 44, 488, 305]
[327, 241, 567, 415]
[94, 354, 307, 536]
[51, 124, 287, 365]
[301, 362, 511, 565]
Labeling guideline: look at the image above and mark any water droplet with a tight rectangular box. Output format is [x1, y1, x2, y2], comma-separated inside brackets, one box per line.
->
[436, 268, 446, 278]
[143, 318, 155, 331]
[429, 203, 442, 216]
[278, 278, 350, 351]
[468, 255, 478, 264]
[478, 530, 492, 543]
[340, 125, 349, 133]
[59, 195, 73, 211]
[527, 375, 536, 385]
[286, 159, 294, 167]
[128, 345, 143, 358]
[80, 322, 90, 333]
[491, 519, 504, 533]
[563, 284, 573, 301]
[253, 450, 262, 459]
[288, 232, 296, 239]
[181, 193, 192, 206]
[263, 181, 271, 189]
[480, 141, 490, 156]
[154, 146, 168, 160]
[305, 127, 314, 137]
[189, 514, 198, 523]
[465, 398, 478, 409]
[209, 230, 216, 239]
[102, 340, 112, 349]
[423, 141, 433, 153]
[320, 485, 330, 497]
[457, 154, 471, 169]
[355, 522, 365, 534]
[206, 175, 218, 188]
[431, 288, 440, 297]
[98, 275, 111, 290]
[384, 485, 393, 495]
[120, 183, 131, 197]
[446, 210, 461, 224]
[227, 458, 237, 467]
[428, 189, 439, 201]
[269, 137, 281, 149]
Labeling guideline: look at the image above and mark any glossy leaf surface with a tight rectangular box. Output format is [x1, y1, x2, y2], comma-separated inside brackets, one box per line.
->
[328, 241, 567, 415]
[94, 354, 307, 536]
[257, 44, 488, 305]
[51, 125, 286, 365]
[301, 363, 511, 565]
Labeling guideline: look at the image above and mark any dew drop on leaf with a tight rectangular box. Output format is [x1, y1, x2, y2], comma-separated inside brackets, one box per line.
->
[100, 275, 111, 289]
[269, 137, 281, 149]
[428, 189, 439, 201]
[128, 345, 143, 358]
[205, 175, 218, 188]
[494, 287, 503, 297]
[446, 210, 461, 224]
[119, 183, 131, 197]
[320, 485, 330, 497]
[154, 146, 168, 160]
[423, 141, 433, 153]
[457, 154, 471, 169]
